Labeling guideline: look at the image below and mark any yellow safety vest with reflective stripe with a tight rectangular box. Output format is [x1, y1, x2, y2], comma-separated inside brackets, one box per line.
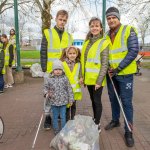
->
[62, 61, 82, 101]
[0, 42, 3, 49]
[105, 25, 137, 75]
[81, 38, 110, 86]
[44, 28, 73, 72]
[0, 48, 5, 74]
[4, 43, 10, 66]
[4, 43, 15, 66]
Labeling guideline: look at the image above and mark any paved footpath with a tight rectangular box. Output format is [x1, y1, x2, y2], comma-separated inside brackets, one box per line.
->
[0, 69, 150, 150]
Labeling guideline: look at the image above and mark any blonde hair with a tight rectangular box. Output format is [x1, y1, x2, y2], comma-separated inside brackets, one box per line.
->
[60, 46, 81, 62]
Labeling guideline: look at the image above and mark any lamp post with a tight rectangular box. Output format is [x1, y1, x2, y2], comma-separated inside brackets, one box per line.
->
[102, 0, 106, 32]
[14, 0, 24, 83]
[14, 0, 22, 71]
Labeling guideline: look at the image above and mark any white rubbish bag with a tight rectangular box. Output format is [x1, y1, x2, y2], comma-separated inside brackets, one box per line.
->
[50, 115, 100, 150]
[30, 63, 44, 77]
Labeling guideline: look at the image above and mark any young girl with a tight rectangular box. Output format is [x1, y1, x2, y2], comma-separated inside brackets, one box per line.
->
[43, 60, 74, 134]
[81, 17, 110, 132]
[60, 46, 82, 121]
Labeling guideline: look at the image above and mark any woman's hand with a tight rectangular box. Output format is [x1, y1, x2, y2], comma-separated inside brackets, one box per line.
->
[95, 84, 101, 90]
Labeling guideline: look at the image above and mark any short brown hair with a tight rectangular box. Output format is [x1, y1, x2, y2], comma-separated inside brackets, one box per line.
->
[56, 10, 68, 19]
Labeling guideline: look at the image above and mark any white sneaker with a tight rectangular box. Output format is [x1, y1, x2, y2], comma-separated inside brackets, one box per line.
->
[4, 84, 9, 89]
[8, 84, 13, 88]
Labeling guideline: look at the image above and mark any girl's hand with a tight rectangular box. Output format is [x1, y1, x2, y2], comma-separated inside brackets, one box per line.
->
[69, 102, 73, 106]
[79, 78, 84, 85]
[95, 84, 101, 90]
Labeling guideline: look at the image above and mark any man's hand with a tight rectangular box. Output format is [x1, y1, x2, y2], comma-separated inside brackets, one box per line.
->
[108, 68, 120, 77]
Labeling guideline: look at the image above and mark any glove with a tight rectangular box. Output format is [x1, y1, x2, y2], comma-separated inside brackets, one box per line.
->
[108, 67, 121, 77]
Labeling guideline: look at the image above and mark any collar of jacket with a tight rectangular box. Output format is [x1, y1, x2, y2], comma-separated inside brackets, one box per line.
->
[54, 25, 64, 35]
[108, 23, 122, 36]
[89, 34, 103, 44]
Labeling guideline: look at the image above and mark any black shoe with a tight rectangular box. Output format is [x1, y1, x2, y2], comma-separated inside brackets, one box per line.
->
[105, 120, 120, 130]
[44, 115, 51, 130]
[124, 132, 134, 147]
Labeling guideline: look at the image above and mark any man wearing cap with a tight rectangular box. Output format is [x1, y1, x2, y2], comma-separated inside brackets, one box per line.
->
[104, 7, 139, 147]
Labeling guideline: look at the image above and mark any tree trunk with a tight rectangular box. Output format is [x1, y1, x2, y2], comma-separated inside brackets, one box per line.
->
[41, 0, 52, 32]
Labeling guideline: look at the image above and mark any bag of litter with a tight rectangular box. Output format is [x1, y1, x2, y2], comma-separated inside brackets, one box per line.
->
[50, 115, 100, 150]
[30, 63, 44, 77]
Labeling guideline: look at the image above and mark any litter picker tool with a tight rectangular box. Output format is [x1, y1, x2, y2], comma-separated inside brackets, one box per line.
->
[32, 114, 43, 149]
[108, 74, 132, 132]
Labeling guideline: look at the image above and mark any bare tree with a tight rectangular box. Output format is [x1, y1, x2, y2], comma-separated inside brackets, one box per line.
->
[117, 0, 150, 44]
[0, 0, 31, 14]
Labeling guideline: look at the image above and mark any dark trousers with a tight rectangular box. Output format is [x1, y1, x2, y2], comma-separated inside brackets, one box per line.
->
[87, 85, 103, 125]
[66, 101, 76, 121]
[106, 74, 134, 132]
[0, 74, 4, 91]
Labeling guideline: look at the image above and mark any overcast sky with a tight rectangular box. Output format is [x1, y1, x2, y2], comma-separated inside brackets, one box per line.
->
[0, 1, 149, 43]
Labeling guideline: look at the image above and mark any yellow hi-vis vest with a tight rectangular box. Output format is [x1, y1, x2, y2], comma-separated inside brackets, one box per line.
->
[4, 43, 10, 66]
[0, 49, 5, 74]
[44, 28, 73, 72]
[4, 43, 15, 66]
[105, 25, 137, 75]
[81, 38, 110, 86]
[62, 61, 82, 101]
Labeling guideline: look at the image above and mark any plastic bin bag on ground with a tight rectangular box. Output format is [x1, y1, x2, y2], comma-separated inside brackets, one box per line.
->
[50, 115, 100, 150]
[30, 63, 44, 77]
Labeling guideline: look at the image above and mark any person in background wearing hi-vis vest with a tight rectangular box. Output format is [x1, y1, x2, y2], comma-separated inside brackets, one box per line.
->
[9, 29, 16, 66]
[81, 17, 110, 133]
[40, 10, 73, 130]
[0, 35, 5, 95]
[104, 7, 139, 147]
[60, 46, 82, 121]
[1, 34, 14, 89]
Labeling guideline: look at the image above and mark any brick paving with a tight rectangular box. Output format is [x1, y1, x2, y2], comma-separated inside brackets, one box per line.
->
[0, 69, 150, 150]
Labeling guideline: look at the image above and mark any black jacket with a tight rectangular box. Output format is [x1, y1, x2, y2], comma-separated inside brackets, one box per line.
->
[0, 45, 4, 74]
[7, 44, 14, 67]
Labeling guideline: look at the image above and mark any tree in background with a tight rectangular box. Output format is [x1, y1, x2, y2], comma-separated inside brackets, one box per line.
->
[117, 0, 150, 45]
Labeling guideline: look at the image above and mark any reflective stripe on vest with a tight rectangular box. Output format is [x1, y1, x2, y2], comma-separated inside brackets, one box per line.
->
[106, 25, 137, 75]
[62, 62, 82, 100]
[4, 44, 10, 66]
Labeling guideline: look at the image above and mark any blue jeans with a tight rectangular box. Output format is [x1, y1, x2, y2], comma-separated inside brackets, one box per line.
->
[0, 74, 4, 91]
[51, 105, 66, 131]
[107, 74, 134, 132]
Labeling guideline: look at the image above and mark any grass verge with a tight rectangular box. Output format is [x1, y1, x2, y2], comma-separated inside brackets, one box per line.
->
[20, 50, 40, 59]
